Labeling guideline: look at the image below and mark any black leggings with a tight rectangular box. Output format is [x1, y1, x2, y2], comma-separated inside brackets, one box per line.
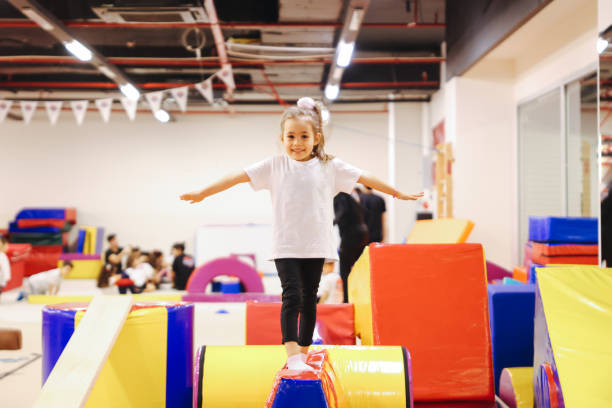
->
[275, 258, 324, 346]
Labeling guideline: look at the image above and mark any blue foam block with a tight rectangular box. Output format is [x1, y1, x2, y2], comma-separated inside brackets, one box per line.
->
[9, 222, 60, 234]
[220, 281, 241, 294]
[16, 208, 66, 220]
[502, 277, 522, 285]
[271, 378, 328, 408]
[529, 264, 544, 284]
[76, 229, 86, 253]
[488, 283, 536, 392]
[528, 217, 597, 243]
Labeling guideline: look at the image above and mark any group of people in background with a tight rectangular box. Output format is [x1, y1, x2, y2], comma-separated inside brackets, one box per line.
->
[97, 234, 195, 294]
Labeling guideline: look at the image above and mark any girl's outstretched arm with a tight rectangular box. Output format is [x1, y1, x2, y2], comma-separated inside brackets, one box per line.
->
[358, 172, 424, 200]
[180, 170, 250, 204]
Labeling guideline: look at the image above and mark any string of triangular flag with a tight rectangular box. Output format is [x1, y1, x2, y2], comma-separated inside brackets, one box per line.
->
[0, 66, 234, 125]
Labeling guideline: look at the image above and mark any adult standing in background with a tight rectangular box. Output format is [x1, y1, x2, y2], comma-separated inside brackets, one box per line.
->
[334, 192, 369, 303]
[360, 186, 387, 243]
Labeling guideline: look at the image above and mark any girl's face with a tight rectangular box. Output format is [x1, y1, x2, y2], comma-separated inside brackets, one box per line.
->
[281, 117, 321, 162]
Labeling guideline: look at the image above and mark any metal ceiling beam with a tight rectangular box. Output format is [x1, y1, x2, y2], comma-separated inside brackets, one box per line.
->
[5, 0, 137, 96]
[0, 21, 445, 29]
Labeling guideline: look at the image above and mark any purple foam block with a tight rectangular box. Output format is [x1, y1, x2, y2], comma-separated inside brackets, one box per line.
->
[182, 293, 280, 303]
[498, 369, 517, 408]
[486, 261, 512, 283]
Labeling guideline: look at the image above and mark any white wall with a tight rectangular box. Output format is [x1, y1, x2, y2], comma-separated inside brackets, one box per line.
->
[0, 103, 422, 255]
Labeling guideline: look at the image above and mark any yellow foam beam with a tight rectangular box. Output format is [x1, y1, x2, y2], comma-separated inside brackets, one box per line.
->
[406, 218, 474, 244]
[33, 295, 132, 408]
[538, 266, 612, 407]
[28, 294, 182, 305]
[348, 246, 374, 345]
[59, 259, 103, 279]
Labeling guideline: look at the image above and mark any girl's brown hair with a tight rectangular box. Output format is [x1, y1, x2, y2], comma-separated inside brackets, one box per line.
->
[280, 97, 333, 163]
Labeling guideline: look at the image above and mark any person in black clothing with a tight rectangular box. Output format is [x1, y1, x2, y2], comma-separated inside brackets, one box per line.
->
[602, 190, 612, 266]
[359, 186, 387, 243]
[333, 192, 369, 303]
[104, 234, 132, 294]
[171, 242, 195, 290]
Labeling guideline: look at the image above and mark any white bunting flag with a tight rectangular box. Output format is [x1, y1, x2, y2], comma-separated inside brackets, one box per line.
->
[95, 98, 112, 123]
[145, 91, 164, 113]
[120, 97, 137, 121]
[218, 64, 235, 91]
[45, 101, 62, 125]
[71, 100, 88, 126]
[195, 78, 214, 104]
[0, 100, 13, 123]
[20, 101, 38, 125]
[170, 86, 189, 112]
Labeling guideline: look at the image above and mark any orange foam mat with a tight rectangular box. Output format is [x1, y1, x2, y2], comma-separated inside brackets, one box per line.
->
[367, 243, 494, 403]
[246, 302, 355, 345]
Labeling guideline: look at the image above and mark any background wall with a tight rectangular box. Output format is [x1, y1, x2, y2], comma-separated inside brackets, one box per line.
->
[0, 102, 423, 257]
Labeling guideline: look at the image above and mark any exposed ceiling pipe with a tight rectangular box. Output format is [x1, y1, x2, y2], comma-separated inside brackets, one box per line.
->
[0, 21, 445, 29]
[5, 0, 140, 99]
[0, 56, 445, 66]
[203, 0, 233, 97]
[0, 80, 439, 90]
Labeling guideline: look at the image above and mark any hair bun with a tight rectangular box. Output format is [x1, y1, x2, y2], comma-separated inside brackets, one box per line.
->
[297, 97, 316, 110]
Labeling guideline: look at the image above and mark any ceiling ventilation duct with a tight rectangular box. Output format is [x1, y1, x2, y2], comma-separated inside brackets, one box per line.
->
[90, 1, 208, 23]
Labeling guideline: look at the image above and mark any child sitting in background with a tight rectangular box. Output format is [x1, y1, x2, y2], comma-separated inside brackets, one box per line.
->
[0, 236, 11, 300]
[17, 261, 73, 300]
[317, 260, 343, 304]
[125, 253, 155, 293]
[149, 250, 172, 289]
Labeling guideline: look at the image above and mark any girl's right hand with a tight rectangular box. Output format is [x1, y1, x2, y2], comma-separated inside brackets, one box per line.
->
[179, 192, 206, 204]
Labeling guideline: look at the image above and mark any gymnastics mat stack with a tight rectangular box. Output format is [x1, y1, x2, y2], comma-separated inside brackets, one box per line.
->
[8, 208, 76, 276]
[349, 243, 494, 407]
[533, 265, 612, 407]
[487, 284, 535, 392]
[522, 217, 597, 282]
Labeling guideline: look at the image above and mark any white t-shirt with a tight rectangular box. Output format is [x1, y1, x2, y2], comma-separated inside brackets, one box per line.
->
[317, 272, 343, 304]
[245, 155, 361, 260]
[0, 252, 11, 286]
[126, 263, 154, 287]
[27, 268, 61, 295]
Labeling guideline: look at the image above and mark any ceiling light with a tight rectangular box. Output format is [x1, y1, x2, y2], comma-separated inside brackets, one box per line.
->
[21, 8, 54, 31]
[349, 9, 364, 32]
[325, 84, 339, 100]
[64, 40, 93, 62]
[597, 37, 609, 54]
[98, 66, 116, 79]
[120, 83, 140, 101]
[154, 109, 170, 123]
[336, 40, 355, 68]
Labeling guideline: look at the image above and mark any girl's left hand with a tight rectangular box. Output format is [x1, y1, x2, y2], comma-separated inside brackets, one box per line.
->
[397, 191, 424, 200]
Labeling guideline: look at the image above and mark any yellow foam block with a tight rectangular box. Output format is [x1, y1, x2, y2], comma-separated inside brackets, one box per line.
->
[538, 266, 612, 407]
[59, 259, 103, 279]
[28, 294, 182, 305]
[348, 246, 374, 345]
[406, 218, 474, 244]
[76, 306, 167, 407]
[502, 367, 533, 408]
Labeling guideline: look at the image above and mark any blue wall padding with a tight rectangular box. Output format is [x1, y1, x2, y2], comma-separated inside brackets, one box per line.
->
[76, 229, 86, 253]
[42, 307, 77, 384]
[17, 208, 66, 220]
[528, 217, 597, 243]
[271, 378, 328, 408]
[488, 284, 536, 392]
[9, 222, 60, 234]
[166, 303, 194, 408]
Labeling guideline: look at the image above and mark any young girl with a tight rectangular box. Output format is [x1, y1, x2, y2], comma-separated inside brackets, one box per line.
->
[180, 97, 422, 371]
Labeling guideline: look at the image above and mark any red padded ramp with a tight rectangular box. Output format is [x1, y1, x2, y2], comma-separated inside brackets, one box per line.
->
[246, 302, 355, 345]
[369, 243, 493, 403]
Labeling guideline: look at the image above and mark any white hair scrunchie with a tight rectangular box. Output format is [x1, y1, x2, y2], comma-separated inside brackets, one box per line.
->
[297, 97, 316, 110]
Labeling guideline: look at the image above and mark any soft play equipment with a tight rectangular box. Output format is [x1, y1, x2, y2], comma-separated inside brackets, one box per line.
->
[487, 284, 535, 391]
[533, 266, 612, 407]
[183, 255, 279, 302]
[76, 226, 105, 255]
[4, 243, 31, 291]
[59, 253, 103, 279]
[513, 266, 528, 283]
[29, 293, 182, 304]
[529, 242, 597, 265]
[194, 345, 413, 408]
[0, 328, 22, 350]
[528, 216, 597, 243]
[16, 208, 76, 223]
[486, 260, 512, 283]
[24, 245, 62, 277]
[405, 218, 474, 244]
[498, 367, 533, 408]
[41, 300, 193, 407]
[349, 243, 494, 406]
[245, 302, 355, 345]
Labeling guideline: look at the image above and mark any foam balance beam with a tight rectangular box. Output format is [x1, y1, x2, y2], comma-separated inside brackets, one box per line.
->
[194, 345, 413, 408]
[349, 243, 494, 405]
